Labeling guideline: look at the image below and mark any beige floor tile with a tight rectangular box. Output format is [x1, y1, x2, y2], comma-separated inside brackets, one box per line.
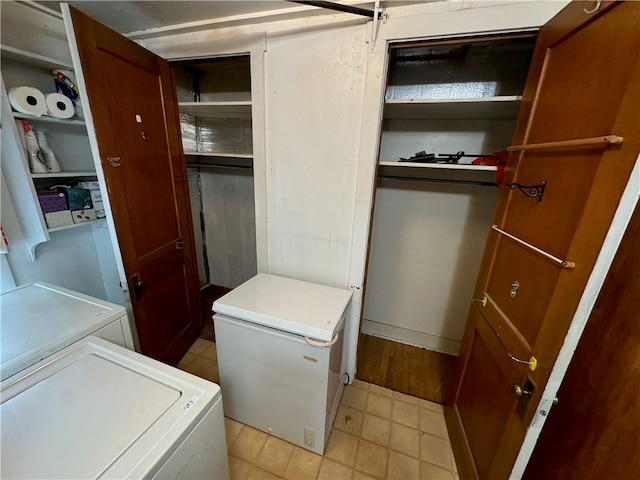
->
[419, 408, 449, 439]
[420, 433, 453, 471]
[202, 363, 220, 383]
[387, 450, 420, 480]
[420, 461, 456, 480]
[176, 351, 197, 370]
[283, 447, 322, 480]
[255, 435, 295, 476]
[325, 430, 359, 467]
[366, 392, 392, 419]
[318, 458, 354, 480]
[369, 384, 393, 398]
[225, 417, 244, 447]
[201, 341, 218, 360]
[333, 404, 364, 436]
[392, 400, 420, 429]
[228, 455, 252, 480]
[355, 439, 388, 479]
[342, 385, 368, 411]
[229, 425, 268, 463]
[419, 399, 444, 414]
[352, 379, 371, 391]
[392, 390, 420, 406]
[247, 466, 282, 480]
[354, 471, 378, 480]
[389, 423, 420, 458]
[189, 338, 212, 355]
[361, 414, 390, 446]
[184, 355, 214, 376]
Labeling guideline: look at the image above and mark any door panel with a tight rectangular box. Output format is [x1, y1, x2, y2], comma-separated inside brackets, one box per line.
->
[65, 6, 201, 364]
[457, 307, 527, 479]
[446, 2, 640, 478]
[485, 241, 560, 346]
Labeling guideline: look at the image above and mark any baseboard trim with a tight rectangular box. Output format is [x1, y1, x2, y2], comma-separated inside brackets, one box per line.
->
[361, 319, 461, 356]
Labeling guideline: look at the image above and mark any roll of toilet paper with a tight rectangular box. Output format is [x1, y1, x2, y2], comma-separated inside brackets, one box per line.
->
[8, 86, 47, 117]
[45, 93, 75, 119]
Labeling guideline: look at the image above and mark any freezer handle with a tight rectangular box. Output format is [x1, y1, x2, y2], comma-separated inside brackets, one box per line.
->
[304, 332, 339, 347]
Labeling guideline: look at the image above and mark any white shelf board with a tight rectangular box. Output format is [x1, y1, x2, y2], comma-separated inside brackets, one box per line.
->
[384, 96, 522, 120]
[178, 101, 252, 118]
[13, 112, 85, 126]
[378, 161, 498, 183]
[31, 171, 96, 179]
[184, 151, 252, 159]
[0, 44, 73, 70]
[48, 219, 105, 233]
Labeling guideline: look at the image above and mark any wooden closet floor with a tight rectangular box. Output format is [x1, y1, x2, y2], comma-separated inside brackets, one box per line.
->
[356, 333, 456, 405]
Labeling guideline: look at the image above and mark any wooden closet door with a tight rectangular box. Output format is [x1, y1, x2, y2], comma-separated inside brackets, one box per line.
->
[446, 2, 640, 478]
[65, 6, 202, 365]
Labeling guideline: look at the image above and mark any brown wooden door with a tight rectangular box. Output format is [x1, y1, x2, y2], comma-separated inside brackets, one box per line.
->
[65, 6, 201, 365]
[446, 2, 640, 478]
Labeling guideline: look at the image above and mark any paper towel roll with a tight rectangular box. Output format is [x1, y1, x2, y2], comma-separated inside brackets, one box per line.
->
[8, 86, 47, 117]
[45, 93, 74, 119]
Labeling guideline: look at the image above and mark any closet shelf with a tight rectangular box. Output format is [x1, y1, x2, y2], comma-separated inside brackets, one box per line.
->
[178, 101, 252, 118]
[184, 151, 252, 159]
[378, 161, 497, 184]
[384, 96, 522, 120]
[13, 112, 85, 126]
[185, 155, 253, 170]
[48, 219, 105, 233]
[0, 44, 73, 70]
[31, 171, 96, 179]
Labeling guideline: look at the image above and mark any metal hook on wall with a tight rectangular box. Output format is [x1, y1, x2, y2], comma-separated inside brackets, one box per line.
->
[584, 0, 601, 14]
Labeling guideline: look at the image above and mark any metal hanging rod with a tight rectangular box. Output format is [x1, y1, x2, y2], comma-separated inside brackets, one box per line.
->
[508, 135, 623, 152]
[186, 162, 252, 170]
[287, 0, 381, 19]
[378, 175, 497, 187]
[492, 225, 575, 269]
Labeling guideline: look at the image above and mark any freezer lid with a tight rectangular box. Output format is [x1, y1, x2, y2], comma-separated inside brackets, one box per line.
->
[213, 273, 352, 341]
[0, 282, 126, 381]
[0, 336, 220, 479]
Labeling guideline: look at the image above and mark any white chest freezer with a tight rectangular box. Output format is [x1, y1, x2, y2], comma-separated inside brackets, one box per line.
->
[213, 273, 352, 455]
[0, 282, 133, 381]
[0, 336, 229, 480]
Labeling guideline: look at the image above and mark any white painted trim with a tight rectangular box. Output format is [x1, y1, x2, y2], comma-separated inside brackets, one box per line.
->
[362, 319, 461, 356]
[510, 154, 640, 478]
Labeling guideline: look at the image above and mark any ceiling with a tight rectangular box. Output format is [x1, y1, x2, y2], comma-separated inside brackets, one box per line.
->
[37, 1, 418, 35]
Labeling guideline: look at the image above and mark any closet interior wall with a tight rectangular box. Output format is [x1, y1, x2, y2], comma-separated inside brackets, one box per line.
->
[172, 56, 257, 290]
[362, 35, 535, 356]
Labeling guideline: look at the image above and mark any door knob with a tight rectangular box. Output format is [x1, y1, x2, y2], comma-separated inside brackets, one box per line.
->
[132, 274, 145, 299]
[513, 384, 532, 398]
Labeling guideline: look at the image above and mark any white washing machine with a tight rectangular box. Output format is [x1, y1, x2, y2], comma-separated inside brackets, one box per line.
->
[213, 273, 352, 455]
[0, 336, 229, 479]
[1, 282, 133, 381]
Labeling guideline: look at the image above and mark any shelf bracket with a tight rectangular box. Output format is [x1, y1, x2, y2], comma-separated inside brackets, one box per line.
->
[505, 180, 546, 202]
[370, 0, 387, 53]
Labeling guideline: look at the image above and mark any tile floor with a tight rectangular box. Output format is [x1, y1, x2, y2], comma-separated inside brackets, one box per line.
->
[177, 338, 459, 480]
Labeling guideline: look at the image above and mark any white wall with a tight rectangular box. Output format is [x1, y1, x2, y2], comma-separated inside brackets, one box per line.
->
[263, 24, 367, 287]
[140, 1, 569, 378]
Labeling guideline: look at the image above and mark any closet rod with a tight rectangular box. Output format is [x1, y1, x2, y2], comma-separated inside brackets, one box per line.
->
[378, 175, 497, 187]
[186, 163, 252, 170]
[492, 225, 575, 269]
[508, 135, 623, 152]
[287, 0, 377, 18]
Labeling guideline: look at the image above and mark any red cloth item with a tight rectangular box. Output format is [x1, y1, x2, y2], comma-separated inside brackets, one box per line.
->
[472, 150, 509, 184]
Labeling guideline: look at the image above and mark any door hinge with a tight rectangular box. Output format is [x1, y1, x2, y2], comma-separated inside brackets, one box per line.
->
[131, 274, 145, 300]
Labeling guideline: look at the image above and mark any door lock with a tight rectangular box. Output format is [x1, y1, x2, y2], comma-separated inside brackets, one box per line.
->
[509, 280, 520, 298]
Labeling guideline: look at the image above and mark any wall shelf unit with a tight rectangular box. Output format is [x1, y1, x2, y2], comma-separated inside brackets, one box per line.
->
[383, 95, 523, 120]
